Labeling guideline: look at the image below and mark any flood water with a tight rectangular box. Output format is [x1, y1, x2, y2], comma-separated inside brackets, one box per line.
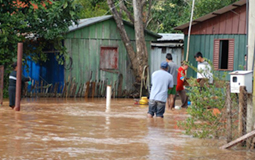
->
[0, 98, 255, 160]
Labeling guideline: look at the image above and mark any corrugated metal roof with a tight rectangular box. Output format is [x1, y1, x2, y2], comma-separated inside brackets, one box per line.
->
[174, 0, 246, 30]
[157, 33, 184, 41]
[68, 15, 161, 38]
[68, 15, 113, 32]
[151, 42, 183, 47]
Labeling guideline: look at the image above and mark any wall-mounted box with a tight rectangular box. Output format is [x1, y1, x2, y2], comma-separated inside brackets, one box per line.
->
[229, 70, 253, 93]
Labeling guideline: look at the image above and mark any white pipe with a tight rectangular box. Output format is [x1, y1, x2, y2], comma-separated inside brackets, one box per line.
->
[186, 0, 196, 61]
[106, 85, 111, 111]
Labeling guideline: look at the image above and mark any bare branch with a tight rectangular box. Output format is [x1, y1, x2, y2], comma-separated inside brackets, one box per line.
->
[141, 0, 147, 8]
[145, 17, 153, 28]
[107, 0, 136, 61]
[120, 1, 134, 24]
[145, 0, 152, 28]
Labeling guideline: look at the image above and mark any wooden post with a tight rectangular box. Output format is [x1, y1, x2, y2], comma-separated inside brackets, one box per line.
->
[0, 65, 4, 106]
[14, 43, 23, 111]
[238, 86, 247, 142]
[220, 130, 255, 149]
[246, 94, 253, 148]
[226, 84, 232, 142]
[91, 82, 96, 98]
[186, 0, 196, 61]
[117, 74, 123, 97]
[84, 81, 90, 98]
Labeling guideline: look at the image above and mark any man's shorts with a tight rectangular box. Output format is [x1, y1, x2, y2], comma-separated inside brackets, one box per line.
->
[168, 85, 176, 95]
[147, 100, 166, 118]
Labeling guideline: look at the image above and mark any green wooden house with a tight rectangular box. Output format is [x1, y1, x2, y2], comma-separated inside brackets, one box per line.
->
[175, 0, 247, 79]
[64, 15, 160, 96]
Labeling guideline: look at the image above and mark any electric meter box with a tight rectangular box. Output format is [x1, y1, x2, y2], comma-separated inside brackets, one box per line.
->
[229, 70, 253, 93]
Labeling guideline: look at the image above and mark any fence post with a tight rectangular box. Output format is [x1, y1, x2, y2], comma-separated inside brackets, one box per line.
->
[0, 66, 4, 106]
[246, 93, 253, 148]
[238, 86, 247, 146]
[226, 84, 232, 143]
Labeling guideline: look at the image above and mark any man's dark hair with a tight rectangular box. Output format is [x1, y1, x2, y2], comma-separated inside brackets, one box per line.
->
[244, 54, 247, 57]
[194, 52, 203, 58]
[11, 62, 17, 69]
[166, 53, 172, 60]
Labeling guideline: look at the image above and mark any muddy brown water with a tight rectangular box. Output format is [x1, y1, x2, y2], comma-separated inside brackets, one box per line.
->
[0, 98, 254, 160]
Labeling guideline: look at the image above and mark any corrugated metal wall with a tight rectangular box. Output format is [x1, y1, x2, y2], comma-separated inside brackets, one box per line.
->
[150, 47, 183, 74]
[64, 19, 157, 93]
[184, 34, 247, 80]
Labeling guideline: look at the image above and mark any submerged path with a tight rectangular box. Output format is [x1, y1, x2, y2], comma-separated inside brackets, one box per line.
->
[0, 98, 254, 159]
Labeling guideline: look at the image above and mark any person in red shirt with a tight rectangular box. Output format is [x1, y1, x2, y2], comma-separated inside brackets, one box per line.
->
[176, 61, 189, 108]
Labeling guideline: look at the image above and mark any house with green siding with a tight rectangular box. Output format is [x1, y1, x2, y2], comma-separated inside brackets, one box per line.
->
[175, 0, 247, 79]
[64, 15, 160, 96]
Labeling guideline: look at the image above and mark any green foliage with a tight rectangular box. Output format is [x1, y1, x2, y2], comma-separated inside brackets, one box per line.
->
[148, 0, 189, 33]
[192, 0, 238, 19]
[0, 0, 80, 97]
[74, 0, 109, 18]
[179, 61, 229, 138]
[148, 0, 238, 33]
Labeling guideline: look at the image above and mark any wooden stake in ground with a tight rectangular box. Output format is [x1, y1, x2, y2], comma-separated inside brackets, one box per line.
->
[238, 86, 247, 141]
[220, 130, 255, 149]
[226, 84, 232, 143]
[14, 43, 23, 111]
[0, 65, 4, 106]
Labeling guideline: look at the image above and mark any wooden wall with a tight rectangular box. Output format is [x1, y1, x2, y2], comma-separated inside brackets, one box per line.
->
[64, 19, 158, 95]
[183, 5, 246, 35]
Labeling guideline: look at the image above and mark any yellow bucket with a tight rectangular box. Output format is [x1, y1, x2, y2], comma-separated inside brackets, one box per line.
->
[139, 97, 148, 105]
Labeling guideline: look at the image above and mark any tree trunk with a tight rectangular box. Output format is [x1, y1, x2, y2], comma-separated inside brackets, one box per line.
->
[133, 0, 149, 80]
[107, 0, 149, 81]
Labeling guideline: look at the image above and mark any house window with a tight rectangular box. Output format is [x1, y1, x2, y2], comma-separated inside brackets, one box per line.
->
[213, 39, 234, 71]
[219, 40, 229, 69]
[100, 47, 118, 70]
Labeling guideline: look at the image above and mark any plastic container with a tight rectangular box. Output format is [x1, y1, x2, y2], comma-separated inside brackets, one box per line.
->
[139, 97, 148, 105]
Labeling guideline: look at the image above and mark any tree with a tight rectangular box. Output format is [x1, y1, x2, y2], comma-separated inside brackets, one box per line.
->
[147, 0, 189, 33]
[107, 0, 153, 81]
[0, 0, 80, 97]
[147, 0, 238, 33]
[74, 0, 109, 18]
[192, 0, 238, 19]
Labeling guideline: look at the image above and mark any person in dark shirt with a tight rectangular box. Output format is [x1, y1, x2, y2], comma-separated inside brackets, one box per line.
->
[8, 62, 30, 109]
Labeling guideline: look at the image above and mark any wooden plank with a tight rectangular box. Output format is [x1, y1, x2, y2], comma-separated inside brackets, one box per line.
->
[84, 81, 90, 98]
[238, 5, 246, 34]
[117, 74, 123, 97]
[213, 39, 220, 70]
[226, 84, 232, 143]
[91, 82, 96, 98]
[220, 130, 255, 149]
[226, 12, 233, 34]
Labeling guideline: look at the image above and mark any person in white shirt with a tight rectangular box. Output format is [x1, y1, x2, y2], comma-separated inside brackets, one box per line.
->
[194, 52, 213, 84]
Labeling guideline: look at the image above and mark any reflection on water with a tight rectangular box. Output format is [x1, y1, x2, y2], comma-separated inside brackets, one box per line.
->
[0, 98, 254, 159]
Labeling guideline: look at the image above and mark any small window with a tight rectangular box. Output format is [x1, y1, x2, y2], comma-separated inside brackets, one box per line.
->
[100, 47, 118, 70]
[213, 39, 234, 71]
[233, 76, 237, 82]
[219, 40, 229, 69]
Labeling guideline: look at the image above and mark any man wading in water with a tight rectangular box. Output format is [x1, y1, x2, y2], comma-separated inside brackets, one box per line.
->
[147, 62, 173, 118]
[8, 62, 30, 109]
